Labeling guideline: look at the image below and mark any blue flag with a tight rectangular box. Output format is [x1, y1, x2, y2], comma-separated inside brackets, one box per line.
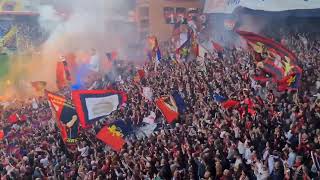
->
[172, 91, 186, 113]
[212, 93, 227, 103]
[109, 120, 133, 137]
[71, 64, 90, 90]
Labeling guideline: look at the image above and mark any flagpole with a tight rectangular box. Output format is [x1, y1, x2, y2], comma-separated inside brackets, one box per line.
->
[154, 58, 157, 72]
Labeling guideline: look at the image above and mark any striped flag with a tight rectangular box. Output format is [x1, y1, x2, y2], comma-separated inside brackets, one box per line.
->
[155, 96, 179, 123]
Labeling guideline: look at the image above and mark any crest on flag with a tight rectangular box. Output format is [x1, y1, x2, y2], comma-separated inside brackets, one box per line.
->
[96, 120, 132, 152]
[238, 31, 302, 91]
[47, 91, 79, 144]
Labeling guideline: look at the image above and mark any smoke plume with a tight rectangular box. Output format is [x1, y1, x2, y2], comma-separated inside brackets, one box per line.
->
[1, 0, 137, 98]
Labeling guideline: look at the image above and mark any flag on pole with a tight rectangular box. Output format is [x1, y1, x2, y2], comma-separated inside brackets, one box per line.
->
[172, 91, 186, 113]
[155, 96, 179, 123]
[237, 30, 302, 90]
[47, 91, 79, 144]
[72, 90, 127, 128]
[96, 120, 132, 152]
[221, 100, 240, 109]
[277, 69, 302, 91]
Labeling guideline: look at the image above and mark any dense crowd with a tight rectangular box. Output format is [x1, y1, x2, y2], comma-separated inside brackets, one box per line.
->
[0, 19, 44, 51]
[0, 31, 320, 180]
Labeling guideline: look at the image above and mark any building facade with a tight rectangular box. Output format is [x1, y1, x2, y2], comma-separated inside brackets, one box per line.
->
[136, 0, 203, 41]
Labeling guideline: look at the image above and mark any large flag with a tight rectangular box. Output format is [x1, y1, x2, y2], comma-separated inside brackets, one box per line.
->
[135, 123, 158, 139]
[147, 36, 162, 62]
[72, 90, 127, 128]
[172, 91, 186, 113]
[56, 57, 72, 90]
[176, 32, 189, 50]
[133, 69, 145, 83]
[176, 32, 191, 59]
[47, 91, 79, 144]
[277, 69, 302, 91]
[221, 100, 240, 109]
[212, 41, 224, 59]
[204, 0, 320, 14]
[56, 61, 66, 90]
[65, 53, 78, 83]
[96, 120, 132, 152]
[71, 64, 91, 90]
[155, 96, 179, 123]
[238, 31, 302, 90]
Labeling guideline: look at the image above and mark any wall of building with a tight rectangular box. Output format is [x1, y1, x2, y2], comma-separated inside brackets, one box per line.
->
[136, 0, 203, 41]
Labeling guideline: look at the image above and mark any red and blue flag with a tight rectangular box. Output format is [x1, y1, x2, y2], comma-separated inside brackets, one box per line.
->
[72, 90, 127, 128]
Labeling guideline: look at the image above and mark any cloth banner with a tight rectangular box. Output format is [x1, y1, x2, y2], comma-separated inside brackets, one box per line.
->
[204, 0, 320, 14]
[155, 96, 179, 123]
[172, 91, 186, 113]
[143, 111, 156, 124]
[47, 91, 79, 144]
[96, 120, 132, 152]
[72, 90, 127, 128]
[238, 30, 302, 90]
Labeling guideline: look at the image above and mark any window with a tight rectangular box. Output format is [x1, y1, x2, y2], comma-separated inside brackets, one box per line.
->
[140, 19, 149, 29]
[139, 7, 149, 17]
[163, 7, 176, 24]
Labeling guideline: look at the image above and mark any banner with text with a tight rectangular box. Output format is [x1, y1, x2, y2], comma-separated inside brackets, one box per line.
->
[204, 0, 320, 14]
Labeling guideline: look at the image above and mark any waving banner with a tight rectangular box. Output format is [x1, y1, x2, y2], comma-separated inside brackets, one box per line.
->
[238, 31, 302, 91]
[72, 90, 127, 128]
[47, 91, 79, 145]
[204, 0, 320, 14]
[96, 120, 132, 152]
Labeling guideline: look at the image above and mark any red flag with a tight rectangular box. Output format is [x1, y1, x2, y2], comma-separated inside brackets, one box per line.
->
[212, 41, 224, 52]
[8, 113, 18, 124]
[66, 53, 78, 82]
[137, 69, 145, 79]
[66, 53, 77, 70]
[47, 91, 79, 144]
[96, 125, 125, 152]
[221, 100, 239, 109]
[243, 98, 254, 108]
[155, 96, 179, 123]
[56, 61, 67, 90]
[111, 51, 118, 60]
[0, 130, 4, 141]
[72, 90, 127, 128]
[133, 69, 145, 83]
[277, 70, 302, 92]
[248, 108, 256, 116]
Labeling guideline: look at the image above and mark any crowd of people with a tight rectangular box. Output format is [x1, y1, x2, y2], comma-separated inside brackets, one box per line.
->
[0, 28, 320, 180]
[0, 18, 44, 52]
